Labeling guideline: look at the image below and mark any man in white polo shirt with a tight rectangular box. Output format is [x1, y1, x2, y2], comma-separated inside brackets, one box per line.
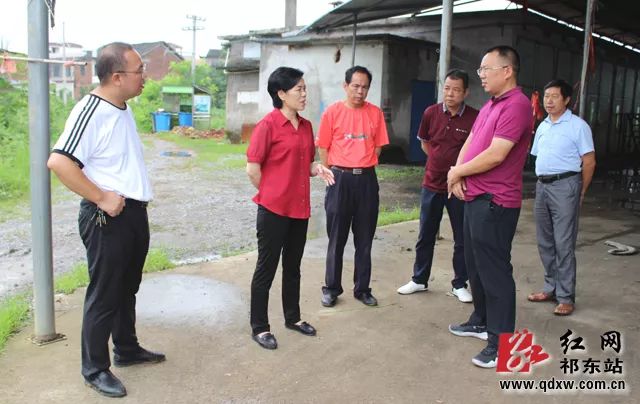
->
[48, 42, 165, 398]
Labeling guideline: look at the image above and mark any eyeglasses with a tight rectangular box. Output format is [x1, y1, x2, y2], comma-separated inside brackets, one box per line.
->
[476, 65, 509, 76]
[116, 64, 146, 75]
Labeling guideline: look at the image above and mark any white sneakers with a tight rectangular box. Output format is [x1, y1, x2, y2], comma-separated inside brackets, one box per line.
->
[397, 281, 473, 303]
[452, 287, 473, 303]
[397, 281, 427, 295]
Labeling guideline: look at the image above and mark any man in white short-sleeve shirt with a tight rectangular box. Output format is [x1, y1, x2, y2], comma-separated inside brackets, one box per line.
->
[527, 78, 596, 317]
[48, 42, 164, 398]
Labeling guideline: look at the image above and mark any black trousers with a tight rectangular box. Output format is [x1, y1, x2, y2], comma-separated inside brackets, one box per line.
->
[412, 187, 467, 289]
[79, 199, 149, 377]
[464, 195, 520, 347]
[323, 168, 379, 297]
[250, 205, 308, 335]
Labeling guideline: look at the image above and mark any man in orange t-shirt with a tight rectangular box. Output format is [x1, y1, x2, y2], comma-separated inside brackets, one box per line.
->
[316, 65, 390, 308]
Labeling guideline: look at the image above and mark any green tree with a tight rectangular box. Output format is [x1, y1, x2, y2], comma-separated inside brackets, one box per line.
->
[129, 60, 227, 132]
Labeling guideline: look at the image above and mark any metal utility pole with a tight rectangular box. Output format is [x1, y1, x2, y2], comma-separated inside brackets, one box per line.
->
[351, 13, 358, 66]
[28, 0, 58, 344]
[184, 15, 205, 123]
[61, 22, 68, 105]
[579, 0, 596, 119]
[437, 0, 453, 102]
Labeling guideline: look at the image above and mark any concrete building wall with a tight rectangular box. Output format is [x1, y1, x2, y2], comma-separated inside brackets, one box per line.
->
[225, 70, 260, 135]
[226, 41, 261, 67]
[257, 42, 385, 128]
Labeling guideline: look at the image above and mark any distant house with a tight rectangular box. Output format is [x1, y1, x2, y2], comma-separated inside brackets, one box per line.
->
[204, 48, 225, 69]
[131, 41, 184, 81]
[48, 42, 95, 100]
[0, 49, 28, 82]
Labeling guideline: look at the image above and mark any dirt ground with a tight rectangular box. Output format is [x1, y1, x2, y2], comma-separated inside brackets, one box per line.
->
[0, 196, 638, 403]
[1, 134, 639, 402]
[0, 136, 422, 300]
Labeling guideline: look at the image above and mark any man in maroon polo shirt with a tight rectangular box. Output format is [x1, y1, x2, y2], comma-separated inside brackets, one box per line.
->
[446, 46, 533, 369]
[397, 69, 478, 303]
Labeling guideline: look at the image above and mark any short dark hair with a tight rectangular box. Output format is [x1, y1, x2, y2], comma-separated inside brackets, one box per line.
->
[267, 67, 304, 109]
[485, 45, 520, 76]
[345, 65, 372, 84]
[445, 69, 469, 89]
[543, 79, 573, 99]
[96, 42, 134, 84]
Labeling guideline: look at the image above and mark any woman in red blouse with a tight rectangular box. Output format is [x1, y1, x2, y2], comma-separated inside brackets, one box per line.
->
[246, 67, 334, 350]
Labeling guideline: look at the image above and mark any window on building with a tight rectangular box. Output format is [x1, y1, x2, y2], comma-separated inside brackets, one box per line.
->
[243, 42, 261, 59]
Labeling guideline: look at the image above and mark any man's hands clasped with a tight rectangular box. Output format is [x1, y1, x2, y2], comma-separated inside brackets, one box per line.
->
[447, 166, 466, 201]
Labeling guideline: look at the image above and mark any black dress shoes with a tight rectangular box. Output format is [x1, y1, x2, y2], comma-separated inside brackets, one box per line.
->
[355, 292, 378, 306]
[252, 332, 278, 350]
[84, 369, 127, 398]
[113, 347, 166, 367]
[285, 321, 317, 336]
[321, 292, 337, 307]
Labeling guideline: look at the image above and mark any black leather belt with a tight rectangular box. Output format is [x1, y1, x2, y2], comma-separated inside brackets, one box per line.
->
[331, 166, 375, 175]
[537, 171, 579, 184]
[125, 198, 149, 208]
[475, 193, 494, 201]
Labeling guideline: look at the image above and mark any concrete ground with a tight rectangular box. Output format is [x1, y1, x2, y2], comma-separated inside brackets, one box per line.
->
[0, 199, 638, 404]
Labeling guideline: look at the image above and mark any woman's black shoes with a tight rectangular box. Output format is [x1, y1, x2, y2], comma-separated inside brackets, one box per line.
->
[252, 332, 278, 349]
[253, 322, 317, 349]
[285, 321, 317, 336]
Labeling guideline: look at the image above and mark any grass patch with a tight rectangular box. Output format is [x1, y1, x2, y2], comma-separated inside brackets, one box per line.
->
[0, 293, 31, 352]
[54, 262, 89, 294]
[378, 205, 420, 226]
[210, 108, 225, 129]
[376, 165, 424, 182]
[143, 248, 175, 273]
[0, 198, 27, 223]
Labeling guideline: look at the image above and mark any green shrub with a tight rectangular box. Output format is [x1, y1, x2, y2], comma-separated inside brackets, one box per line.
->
[0, 79, 73, 208]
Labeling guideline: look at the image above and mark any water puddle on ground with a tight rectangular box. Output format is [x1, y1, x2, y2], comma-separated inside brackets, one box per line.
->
[160, 150, 192, 157]
[136, 274, 244, 327]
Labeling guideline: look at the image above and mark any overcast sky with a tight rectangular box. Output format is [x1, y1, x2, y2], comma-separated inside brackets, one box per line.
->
[0, 0, 335, 56]
[1, 1, 521, 57]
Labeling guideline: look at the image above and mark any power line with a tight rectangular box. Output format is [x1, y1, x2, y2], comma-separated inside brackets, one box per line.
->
[183, 15, 205, 85]
[183, 15, 205, 122]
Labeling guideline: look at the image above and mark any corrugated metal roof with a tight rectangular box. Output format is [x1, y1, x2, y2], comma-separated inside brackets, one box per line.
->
[510, 0, 640, 49]
[301, 0, 640, 51]
[300, 0, 442, 33]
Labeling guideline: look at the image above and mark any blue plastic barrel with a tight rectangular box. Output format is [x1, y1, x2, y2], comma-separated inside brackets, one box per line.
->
[153, 112, 171, 132]
[178, 112, 193, 127]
